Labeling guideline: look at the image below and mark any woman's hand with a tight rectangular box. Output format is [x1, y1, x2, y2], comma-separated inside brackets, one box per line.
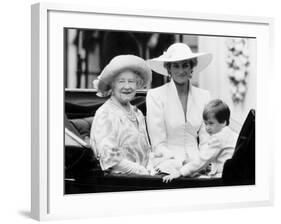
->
[113, 159, 149, 175]
[135, 165, 149, 175]
[162, 170, 181, 183]
[155, 159, 182, 174]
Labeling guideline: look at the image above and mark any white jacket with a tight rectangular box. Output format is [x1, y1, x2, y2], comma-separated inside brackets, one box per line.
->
[146, 80, 210, 164]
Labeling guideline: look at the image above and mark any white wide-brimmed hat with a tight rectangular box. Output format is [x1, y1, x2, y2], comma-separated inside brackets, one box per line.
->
[93, 55, 152, 97]
[146, 42, 212, 76]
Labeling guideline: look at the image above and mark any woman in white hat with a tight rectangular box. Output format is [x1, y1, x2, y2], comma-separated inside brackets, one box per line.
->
[146, 43, 213, 176]
[90, 55, 152, 175]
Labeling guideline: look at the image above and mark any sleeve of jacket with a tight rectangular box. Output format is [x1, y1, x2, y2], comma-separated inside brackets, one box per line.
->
[146, 90, 175, 159]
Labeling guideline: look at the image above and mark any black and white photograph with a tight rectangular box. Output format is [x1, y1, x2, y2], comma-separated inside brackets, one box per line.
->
[29, 2, 276, 221]
[2, 0, 281, 222]
[64, 29, 256, 194]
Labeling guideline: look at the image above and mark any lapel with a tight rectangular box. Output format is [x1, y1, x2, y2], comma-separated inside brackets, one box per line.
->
[168, 80, 186, 122]
[186, 82, 194, 121]
[168, 80, 198, 137]
[168, 80, 196, 123]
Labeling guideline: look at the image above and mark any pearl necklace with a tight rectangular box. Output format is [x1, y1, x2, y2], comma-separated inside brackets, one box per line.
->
[109, 98, 138, 123]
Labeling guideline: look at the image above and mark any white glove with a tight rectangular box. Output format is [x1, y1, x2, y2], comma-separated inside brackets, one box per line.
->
[113, 159, 149, 175]
[156, 159, 183, 175]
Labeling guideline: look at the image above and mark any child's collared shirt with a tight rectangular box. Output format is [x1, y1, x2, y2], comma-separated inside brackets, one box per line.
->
[180, 126, 238, 178]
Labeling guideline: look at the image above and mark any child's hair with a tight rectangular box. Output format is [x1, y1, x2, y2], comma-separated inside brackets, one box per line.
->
[203, 99, 230, 125]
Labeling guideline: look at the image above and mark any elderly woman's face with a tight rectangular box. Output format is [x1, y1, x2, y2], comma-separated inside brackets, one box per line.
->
[111, 70, 137, 105]
[168, 60, 193, 85]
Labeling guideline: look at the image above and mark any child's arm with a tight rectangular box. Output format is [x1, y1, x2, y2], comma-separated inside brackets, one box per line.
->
[180, 137, 222, 177]
[162, 137, 223, 182]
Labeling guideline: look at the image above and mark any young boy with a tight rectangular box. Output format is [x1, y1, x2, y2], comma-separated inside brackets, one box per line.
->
[163, 99, 238, 182]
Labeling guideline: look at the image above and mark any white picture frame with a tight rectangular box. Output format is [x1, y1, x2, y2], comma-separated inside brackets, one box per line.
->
[31, 2, 274, 221]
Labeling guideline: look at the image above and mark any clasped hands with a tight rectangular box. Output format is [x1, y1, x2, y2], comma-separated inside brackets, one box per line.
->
[151, 152, 183, 183]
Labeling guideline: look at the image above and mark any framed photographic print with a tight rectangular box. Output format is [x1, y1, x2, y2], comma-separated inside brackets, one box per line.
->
[31, 2, 274, 221]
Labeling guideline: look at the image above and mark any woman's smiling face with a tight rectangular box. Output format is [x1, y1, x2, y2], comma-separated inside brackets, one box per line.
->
[168, 60, 193, 85]
[111, 70, 137, 105]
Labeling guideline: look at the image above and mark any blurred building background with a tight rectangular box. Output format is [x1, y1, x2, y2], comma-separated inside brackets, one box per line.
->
[64, 29, 256, 124]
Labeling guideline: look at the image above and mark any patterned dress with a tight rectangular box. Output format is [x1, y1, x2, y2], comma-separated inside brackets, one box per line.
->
[90, 99, 151, 174]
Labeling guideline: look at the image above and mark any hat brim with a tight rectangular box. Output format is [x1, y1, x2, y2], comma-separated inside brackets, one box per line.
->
[147, 52, 212, 76]
[97, 55, 152, 93]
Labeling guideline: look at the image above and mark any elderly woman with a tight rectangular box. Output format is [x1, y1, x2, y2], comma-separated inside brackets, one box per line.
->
[90, 55, 152, 175]
[146, 43, 213, 175]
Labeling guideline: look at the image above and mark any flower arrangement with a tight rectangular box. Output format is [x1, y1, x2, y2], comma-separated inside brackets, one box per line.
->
[226, 38, 250, 103]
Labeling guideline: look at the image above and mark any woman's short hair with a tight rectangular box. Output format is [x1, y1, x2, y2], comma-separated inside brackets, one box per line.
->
[164, 58, 198, 74]
[203, 99, 231, 125]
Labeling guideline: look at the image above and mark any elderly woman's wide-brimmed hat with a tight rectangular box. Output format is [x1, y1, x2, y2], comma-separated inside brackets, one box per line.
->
[93, 55, 152, 97]
[146, 42, 212, 76]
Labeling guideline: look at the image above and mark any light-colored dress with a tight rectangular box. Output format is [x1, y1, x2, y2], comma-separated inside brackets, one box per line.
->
[180, 126, 238, 178]
[90, 99, 151, 174]
[146, 80, 210, 167]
